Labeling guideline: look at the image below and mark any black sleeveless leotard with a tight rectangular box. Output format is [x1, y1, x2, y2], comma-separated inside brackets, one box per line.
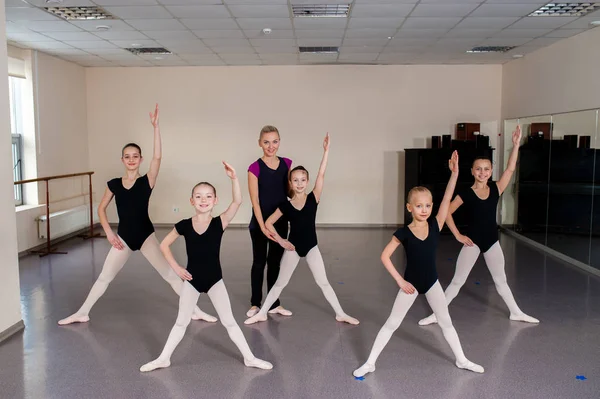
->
[456, 182, 500, 253]
[107, 174, 154, 251]
[175, 216, 224, 294]
[278, 191, 318, 257]
[393, 217, 440, 294]
[248, 156, 292, 230]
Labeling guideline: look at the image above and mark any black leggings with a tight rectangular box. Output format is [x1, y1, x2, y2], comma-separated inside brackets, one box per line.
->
[250, 219, 288, 309]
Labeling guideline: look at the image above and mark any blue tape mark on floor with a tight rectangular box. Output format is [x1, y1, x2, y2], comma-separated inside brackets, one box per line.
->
[576, 375, 587, 381]
[354, 376, 365, 381]
[475, 281, 481, 285]
[338, 282, 344, 285]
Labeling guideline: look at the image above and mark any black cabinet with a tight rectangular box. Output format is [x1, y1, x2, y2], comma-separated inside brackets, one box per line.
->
[404, 147, 494, 230]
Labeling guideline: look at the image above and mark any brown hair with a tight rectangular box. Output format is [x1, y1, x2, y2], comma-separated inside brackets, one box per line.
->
[288, 166, 309, 198]
[191, 182, 216, 197]
[406, 186, 432, 203]
[472, 156, 492, 167]
[122, 143, 141, 157]
[260, 125, 280, 139]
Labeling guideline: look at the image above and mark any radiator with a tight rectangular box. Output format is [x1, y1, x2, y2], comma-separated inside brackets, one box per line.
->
[38, 204, 100, 239]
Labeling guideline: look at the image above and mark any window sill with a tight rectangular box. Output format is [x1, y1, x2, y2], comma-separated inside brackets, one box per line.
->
[16, 204, 43, 213]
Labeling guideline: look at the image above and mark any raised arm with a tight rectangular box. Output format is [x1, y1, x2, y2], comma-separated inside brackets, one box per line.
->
[159, 228, 192, 281]
[248, 170, 276, 241]
[313, 133, 329, 202]
[147, 103, 161, 189]
[220, 161, 242, 229]
[436, 150, 459, 230]
[497, 125, 521, 195]
[98, 187, 124, 250]
[381, 238, 416, 294]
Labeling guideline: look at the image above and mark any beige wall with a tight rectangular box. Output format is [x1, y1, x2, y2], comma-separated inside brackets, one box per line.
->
[86, 64, 502, 225]
[1, 2, 23, 335]
[14, 50, 90, 252]
[502, 27, 600, 119]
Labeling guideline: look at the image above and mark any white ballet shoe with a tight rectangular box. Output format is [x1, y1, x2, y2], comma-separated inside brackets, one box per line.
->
[353, 363, 375, 378]
[246, 306, 259, 318]
[244, 357, 273, 370]
[244, 313, 268, 325]
[336, 314, 360, 325]
[268, 306, 292, 316]
[58, 314, 90, 326]
[456, 360, 484, 373]
[418, 314, 438, 326]
[140, 358, 171, 373]
[509, 313, 539, 324]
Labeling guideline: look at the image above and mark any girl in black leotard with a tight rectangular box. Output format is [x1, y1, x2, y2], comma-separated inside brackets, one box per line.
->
[59, 104, 215, 326]
[353, 151, 484, 378]
[245, 133, 359, 326]
[140, 162, 272, 372]
[419, 125, 539, 327]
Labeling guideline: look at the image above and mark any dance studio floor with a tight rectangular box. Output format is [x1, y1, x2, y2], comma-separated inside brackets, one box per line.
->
[1, 227, 599, 399]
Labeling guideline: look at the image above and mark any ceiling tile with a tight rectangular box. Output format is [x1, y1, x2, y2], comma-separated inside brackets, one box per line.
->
[343, 38, 390, 46]
[250, 38, 296, 47]
[348, 18, 403, 29]
[411, 4, 479, 17]
[22, 0, 96, 5]
[86, 48, 136, 55]
[445, 29, 501, 38]
[544, 29, 586, 38]
[381, 46, 428, 54]
[165, 5, 230, 18]
[151, 59, 190, 66]
[397, 28, 449, 38]
[94, 0, 158, 4]
[187, 60, 227, 66]
[294, 18, 349, 30]
[66, 40, 119, 49]
[244, 29, 295, 39]
[193, 30, 245, 39]
[116, 60, 153, 66]
[228, 5, 289, 18]
[455, 17, 520, 29]
[70, 20, 136, 31]
[162, 0, 231, 4]
[6, 21, 32, 33]
[109, 39, 162, 48]
[41, 48, 91, 56]
[339, 45, 384, 53]
[210, 46, 256, 54]
[477, 37, 535, 46]
[219, 53, 260, 60]
[387, 38, 437, 46]
[24, 41, 74, 49]
[470, 4, 542, 17]
[350, 4, 414, 17]
[559, 17, 600, 30]
[181, 19, 239, 30]
[6, 7, 60, 20]
[125, 19, 188, 31]
[203, 38, 250, 47]
[7, 32, 54, 41]
[297, 38, 342, 46]
[144, 30, 197, 40]
[493, 28, 553, 38]
[224, 0, 287, 3]
[15, 21, 82, 32]
[155, 39, 209, 49]
[402, 17, 462, 29]
[338, 53, 379, 62]
[345, 28, 397, 38]
[5, 0, 33, 6]
[509, 17, 579, 30]
[43, 31, 102, 41]
[104, 6, 172, 19]
[94, 31, 150, 40]
[177, 53, 221, 61]
[293, 29, 342, 38]
[236, 18, 292, 30]
[252, 46, 297, 53]
[258, 53, 298, 60]
[524, 37, 562, 46]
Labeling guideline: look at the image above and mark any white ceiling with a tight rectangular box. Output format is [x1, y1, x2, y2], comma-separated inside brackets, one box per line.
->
[4, 0, 600, 67]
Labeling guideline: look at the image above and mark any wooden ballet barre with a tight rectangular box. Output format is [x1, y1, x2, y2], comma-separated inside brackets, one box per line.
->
[14, 171, 100, 257]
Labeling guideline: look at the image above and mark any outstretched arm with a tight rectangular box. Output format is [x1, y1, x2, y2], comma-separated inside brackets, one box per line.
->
[220, 161, 242, 229]
[436, 150, 459, 230]
[147, 104, 162, 188]
[160, 228, 192, 281]
[381, 238, 416, 294]
[313, 133, 329, 203]
[497, 125, 522, 195]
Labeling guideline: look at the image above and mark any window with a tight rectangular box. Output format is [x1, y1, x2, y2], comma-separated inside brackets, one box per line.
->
[9, 76, 24, 205]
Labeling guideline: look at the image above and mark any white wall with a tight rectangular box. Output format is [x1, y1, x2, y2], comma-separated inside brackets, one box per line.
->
[0, 1, 23, 335]
[13, 50, 90, 252]
[86, 64, 502, 226]
[502, 27, 600, 119]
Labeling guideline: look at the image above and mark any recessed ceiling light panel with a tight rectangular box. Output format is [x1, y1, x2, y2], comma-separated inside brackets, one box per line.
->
[529, 3, 600, 17]
[292, 4, 351, 18]
[44, 6, 115, 20]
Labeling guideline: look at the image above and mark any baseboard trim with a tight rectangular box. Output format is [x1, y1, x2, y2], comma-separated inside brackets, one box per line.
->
[0, 320, 25, 344]
[500, 227, 600, 279]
